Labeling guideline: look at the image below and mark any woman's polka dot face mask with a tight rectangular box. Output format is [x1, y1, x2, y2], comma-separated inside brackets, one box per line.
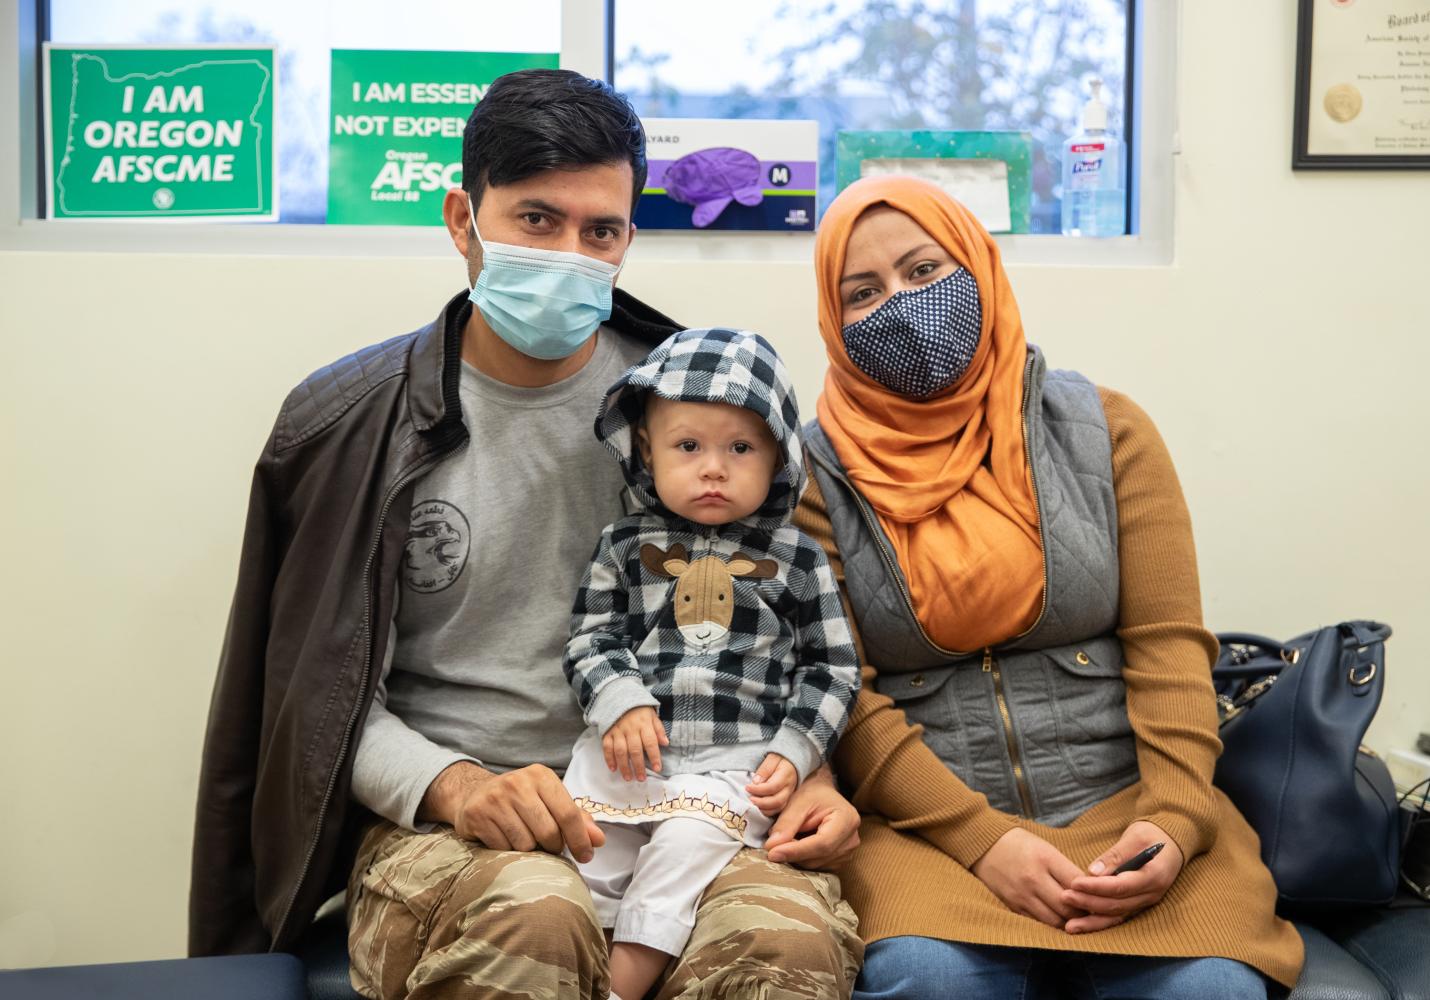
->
[839, 268, 982, 399]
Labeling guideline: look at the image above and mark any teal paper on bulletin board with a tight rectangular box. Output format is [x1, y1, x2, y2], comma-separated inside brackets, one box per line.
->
[836, 130, 1033, 234]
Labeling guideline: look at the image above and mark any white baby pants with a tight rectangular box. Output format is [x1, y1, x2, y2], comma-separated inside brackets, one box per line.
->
[563, 728, 773, 956]
[578, 816, 744, 955]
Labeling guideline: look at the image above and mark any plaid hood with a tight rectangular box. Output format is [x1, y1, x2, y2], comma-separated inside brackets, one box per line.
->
[595, 328, 805, 531]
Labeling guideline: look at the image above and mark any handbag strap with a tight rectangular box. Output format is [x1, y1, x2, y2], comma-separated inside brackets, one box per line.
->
[1336, 621, 1391, 695]
[1216, 632, 1288, 652]
[1215, 623, 1392, 667]
[1337, 620, 1393, 648]
[1213, 632, 1293, 680]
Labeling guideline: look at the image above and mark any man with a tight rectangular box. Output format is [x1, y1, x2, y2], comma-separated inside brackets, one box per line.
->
[189, 69, 863, 999]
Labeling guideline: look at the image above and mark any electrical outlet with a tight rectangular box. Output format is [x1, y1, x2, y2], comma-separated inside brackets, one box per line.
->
[1387, 749, 1430, 798]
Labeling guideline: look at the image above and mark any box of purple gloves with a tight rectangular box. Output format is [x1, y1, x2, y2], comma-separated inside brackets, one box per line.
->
[637, 117, 818, 231]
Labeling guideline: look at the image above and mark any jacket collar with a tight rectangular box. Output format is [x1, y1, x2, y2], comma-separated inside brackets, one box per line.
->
[406, 287, 685, 434]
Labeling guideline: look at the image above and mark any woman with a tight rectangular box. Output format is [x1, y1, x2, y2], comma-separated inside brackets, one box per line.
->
[793, 175, 1303, 998]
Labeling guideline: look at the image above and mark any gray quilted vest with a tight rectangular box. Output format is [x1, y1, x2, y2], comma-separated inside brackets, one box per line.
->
[805, 346, 1136, 826]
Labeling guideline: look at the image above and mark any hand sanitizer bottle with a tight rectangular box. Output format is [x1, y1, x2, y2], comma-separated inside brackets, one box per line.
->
[1060, 78, 1126, 237]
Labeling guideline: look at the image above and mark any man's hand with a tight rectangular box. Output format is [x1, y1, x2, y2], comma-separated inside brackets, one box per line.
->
[745, 753, 798, 816]
[764, 765, 860, 870]
[603, 706, 669, 782]
[418, 761, 606, 863]
[970, 828, 1085, 929]
[1061, 820, 1184, 934]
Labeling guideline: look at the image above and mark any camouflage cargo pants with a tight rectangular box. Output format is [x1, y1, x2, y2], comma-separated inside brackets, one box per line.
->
[347, 819, 863, 1000]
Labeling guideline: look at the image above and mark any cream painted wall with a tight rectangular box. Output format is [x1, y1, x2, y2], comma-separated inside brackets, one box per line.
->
[2, 0, 1427, 970]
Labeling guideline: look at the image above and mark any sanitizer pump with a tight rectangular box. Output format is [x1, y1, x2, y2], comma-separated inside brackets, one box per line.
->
[1060, 78, 1125, 237]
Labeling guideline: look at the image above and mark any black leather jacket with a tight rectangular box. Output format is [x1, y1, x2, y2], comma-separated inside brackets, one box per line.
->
[189, 288, 682, 956]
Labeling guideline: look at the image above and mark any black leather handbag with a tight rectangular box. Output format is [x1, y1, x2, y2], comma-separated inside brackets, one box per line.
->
[1212, 621, 1401, 912]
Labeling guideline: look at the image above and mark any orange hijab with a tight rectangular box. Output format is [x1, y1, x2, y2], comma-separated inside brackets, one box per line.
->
[815, 176, 1043, 653]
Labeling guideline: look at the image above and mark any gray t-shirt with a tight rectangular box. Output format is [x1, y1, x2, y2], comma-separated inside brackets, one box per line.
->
[351, 327, 651, 829]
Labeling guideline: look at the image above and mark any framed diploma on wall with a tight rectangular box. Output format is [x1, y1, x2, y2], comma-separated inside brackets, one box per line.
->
[1294, 0, 1430, 168]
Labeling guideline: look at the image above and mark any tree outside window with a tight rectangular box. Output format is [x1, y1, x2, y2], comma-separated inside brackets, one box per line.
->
[614, 0, 1129, 233]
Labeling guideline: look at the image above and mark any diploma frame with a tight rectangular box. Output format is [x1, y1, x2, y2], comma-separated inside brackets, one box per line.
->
[1293, 0, 1430, 169]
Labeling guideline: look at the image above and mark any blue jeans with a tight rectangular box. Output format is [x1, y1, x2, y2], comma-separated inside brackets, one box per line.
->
[854, 935, 1267, 1000]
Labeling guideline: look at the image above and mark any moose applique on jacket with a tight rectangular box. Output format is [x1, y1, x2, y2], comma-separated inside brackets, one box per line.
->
[562, 328, 860, 782]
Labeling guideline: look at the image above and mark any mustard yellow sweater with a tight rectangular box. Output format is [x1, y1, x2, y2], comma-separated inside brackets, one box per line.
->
[794, 389, 1304, 988]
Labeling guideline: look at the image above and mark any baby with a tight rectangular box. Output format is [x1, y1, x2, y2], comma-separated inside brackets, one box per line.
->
[561, 328, 860, 1000]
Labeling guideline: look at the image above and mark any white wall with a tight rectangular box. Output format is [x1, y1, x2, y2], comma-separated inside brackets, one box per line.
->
[2, 0, 1427, 969]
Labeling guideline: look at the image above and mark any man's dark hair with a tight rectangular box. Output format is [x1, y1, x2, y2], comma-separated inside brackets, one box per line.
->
[462, 69, 647, 212]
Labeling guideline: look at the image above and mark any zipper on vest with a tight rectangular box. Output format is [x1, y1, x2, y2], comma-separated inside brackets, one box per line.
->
[840, 483, 968, 658]
[1015, 352, 1050, 641]
[984, 647, 1034, 817]
[270, 430, 465, 950]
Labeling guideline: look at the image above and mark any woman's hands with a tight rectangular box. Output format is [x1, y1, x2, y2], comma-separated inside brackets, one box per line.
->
[971, 828, 1085, 928]
[1061, 820, 1184, 934]
[603, 706, 669, 781]
[971, 821, 1185, 933]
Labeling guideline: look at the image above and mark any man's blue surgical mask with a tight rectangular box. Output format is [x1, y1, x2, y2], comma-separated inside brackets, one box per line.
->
[467, 194, 626, 360]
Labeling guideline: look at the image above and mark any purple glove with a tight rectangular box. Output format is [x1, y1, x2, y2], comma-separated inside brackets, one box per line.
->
[662, 147, 764, 227]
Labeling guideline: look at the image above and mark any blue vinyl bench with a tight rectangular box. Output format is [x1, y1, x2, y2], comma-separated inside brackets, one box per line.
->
[3, 899, 1426, 999]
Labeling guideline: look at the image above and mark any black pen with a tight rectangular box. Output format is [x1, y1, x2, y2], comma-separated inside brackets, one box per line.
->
[1111, 842, 1165, 875]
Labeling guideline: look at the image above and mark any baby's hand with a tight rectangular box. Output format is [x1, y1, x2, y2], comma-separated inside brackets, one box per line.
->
[603, 706, 669, 782]
[746, 753, 798, 816]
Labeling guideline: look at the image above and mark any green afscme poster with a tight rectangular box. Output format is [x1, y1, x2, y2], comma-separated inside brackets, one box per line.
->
[45, 45, 277, 220]
[327, 50, 558, 226]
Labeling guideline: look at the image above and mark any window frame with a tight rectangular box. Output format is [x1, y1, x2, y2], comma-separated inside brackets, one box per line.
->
[1, 0, 1176, 264]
